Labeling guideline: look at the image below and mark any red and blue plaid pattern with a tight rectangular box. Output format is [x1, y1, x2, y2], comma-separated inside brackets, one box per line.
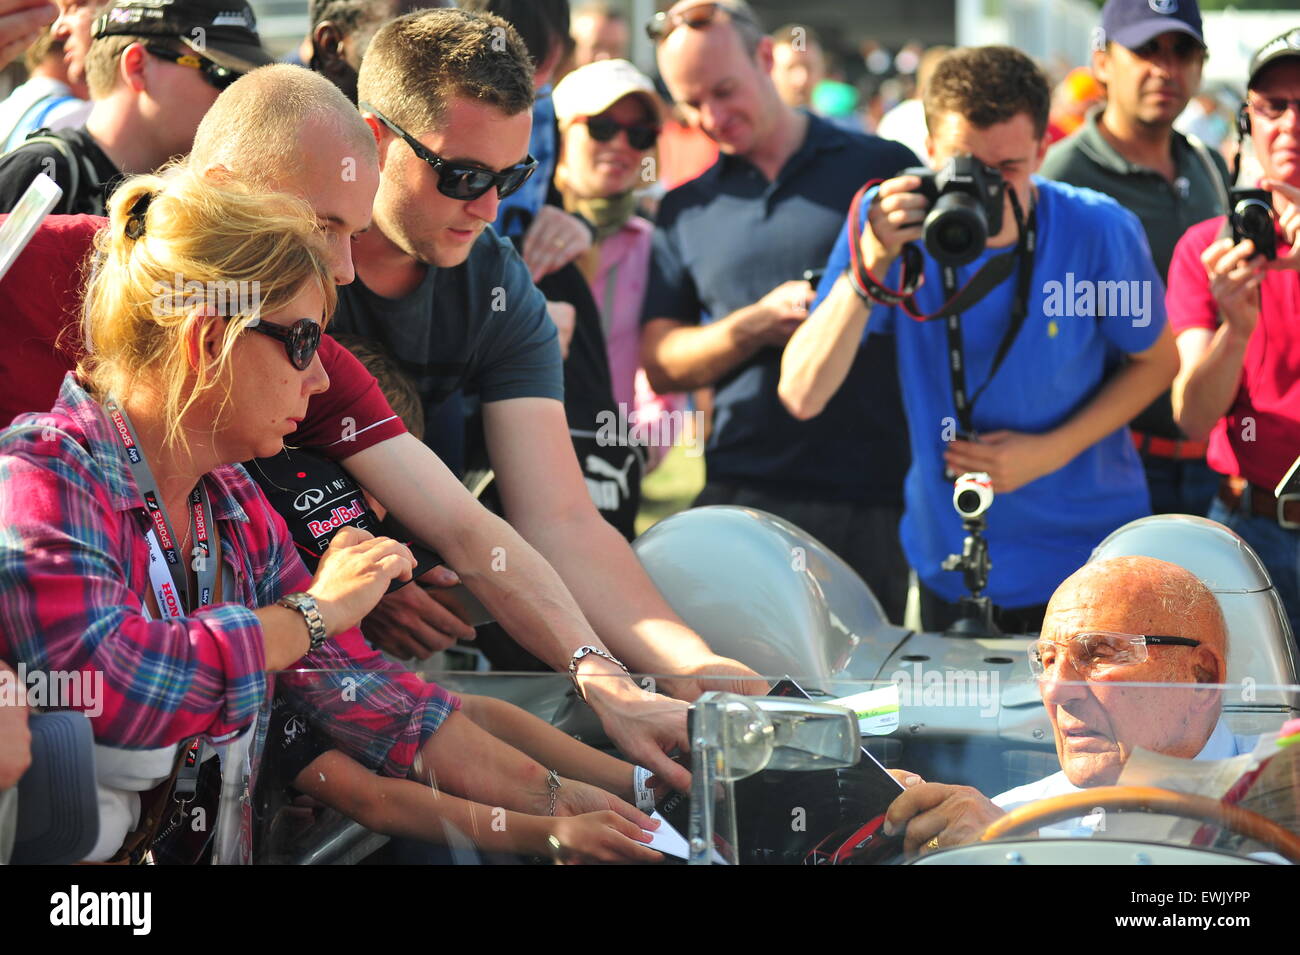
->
[0, 374, 456, 778]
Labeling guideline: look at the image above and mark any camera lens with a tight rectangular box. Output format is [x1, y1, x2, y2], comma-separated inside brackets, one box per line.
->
[924, 193, 988, 267]
[1239, 203, 1271, 233]
[956, 489, 982, 514]
[935, 220, 974, 256]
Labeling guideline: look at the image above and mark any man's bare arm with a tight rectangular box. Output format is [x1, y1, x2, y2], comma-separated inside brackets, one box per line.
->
[943, 324, 1179, 493]
[482, 398, 763, 692]
[641, 280, 814, 393]
[779, 273, 873, 420]
[1171, 326, 1248, 441]
[344, 431, 699, 791]
[343, 434, 609, 669]
[1170, 236, 1265, 441]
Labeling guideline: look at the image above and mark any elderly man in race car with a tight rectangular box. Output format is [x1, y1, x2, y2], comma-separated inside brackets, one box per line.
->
[884, 555, 1243, 853]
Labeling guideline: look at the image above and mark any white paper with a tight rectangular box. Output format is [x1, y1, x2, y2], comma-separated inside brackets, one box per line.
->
[829, 683, 901, 736]
[646, 811, 728, 864]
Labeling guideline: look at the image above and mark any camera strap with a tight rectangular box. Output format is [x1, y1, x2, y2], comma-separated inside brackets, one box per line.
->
[944, 196, 1036, 436]
[845, 182, 1035, 434]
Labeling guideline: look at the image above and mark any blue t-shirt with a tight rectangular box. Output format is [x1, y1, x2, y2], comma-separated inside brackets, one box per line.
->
[813, 178, 1164, 607]
[643, 114, 917, 502]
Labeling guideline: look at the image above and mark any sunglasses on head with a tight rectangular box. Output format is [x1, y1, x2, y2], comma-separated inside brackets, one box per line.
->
[583, 115, 660, 150]
[238, 317, 322, 371]
[360, 101, 538, 201]
[144, 44, 243, 91]
[645, 1, 757, 44]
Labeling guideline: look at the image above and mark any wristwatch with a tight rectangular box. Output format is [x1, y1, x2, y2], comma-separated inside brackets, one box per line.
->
[567, 645, 629, 700]
[278, 592, 328, 651]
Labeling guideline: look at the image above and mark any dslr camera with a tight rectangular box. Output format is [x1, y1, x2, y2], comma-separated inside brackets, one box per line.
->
[900, 155, 1007, 267]
[1230, 188, 1277, 261]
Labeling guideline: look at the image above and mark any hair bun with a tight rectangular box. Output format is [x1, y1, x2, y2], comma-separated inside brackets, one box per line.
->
[123, 191, 153, 240]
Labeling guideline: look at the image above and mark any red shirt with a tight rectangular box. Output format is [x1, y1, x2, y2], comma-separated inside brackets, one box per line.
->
[0, 215, 405, 456]
[1166, 216, 1300, 488]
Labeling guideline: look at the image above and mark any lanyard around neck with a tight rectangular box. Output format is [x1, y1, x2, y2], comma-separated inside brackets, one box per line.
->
[941, 203, 1038, 437]
[103, 397, 216, 618]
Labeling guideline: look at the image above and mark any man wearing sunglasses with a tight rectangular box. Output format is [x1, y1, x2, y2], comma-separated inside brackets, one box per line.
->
[330, 8, 762, 772]
[1168, 30, 1300, 643]
[0, 0, 270, 215]
[883, 556, 1242, 854]
[641, 0, 918, 625]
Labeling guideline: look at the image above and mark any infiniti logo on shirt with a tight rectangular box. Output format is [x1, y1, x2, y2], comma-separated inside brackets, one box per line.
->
[294, 488, 325, 511]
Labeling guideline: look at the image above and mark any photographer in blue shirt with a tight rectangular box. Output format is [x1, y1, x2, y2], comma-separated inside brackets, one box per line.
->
[780, 46, 1178, 632]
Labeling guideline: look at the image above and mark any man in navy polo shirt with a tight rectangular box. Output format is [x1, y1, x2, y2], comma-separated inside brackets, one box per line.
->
[1040, 0, 1229, 519]
[641, 0, 917, 623]
[780, 46, 1178, 633]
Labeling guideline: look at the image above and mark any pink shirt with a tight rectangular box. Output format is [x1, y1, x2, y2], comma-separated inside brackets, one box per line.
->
[590, 217, 684, 468]
[1167, 217, 1300, 489]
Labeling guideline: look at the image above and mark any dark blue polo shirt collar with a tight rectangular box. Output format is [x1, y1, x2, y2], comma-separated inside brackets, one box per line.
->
[714, 112, 852, 204]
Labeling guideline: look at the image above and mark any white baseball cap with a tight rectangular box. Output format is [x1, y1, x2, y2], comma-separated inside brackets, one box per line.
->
[552, 59, 661, 125]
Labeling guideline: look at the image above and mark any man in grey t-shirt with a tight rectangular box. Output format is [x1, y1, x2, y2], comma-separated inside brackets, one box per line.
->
[337, 9, 763, 791]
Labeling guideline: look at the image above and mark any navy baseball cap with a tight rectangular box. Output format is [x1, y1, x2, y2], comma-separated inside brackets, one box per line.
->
[1248, 29, 1300, 89]
[1094, 0, 1204, 52]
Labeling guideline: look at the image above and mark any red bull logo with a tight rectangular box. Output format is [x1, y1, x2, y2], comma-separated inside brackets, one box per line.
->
[307, 500, 366, 538]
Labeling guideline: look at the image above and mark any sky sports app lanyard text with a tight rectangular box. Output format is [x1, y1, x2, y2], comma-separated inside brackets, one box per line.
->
[103, 397, 217, 619]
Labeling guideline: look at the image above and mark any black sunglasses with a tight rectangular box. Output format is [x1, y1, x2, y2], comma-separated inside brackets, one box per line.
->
[360, 101, 538, 201]
[645, 2, 757, 43]
[585, 115, 660, 150]
[240, 317, 322, 371]
[144, 44, 243, 91]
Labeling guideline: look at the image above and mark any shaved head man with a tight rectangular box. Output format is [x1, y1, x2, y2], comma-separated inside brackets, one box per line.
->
[883, 556, 1243, 855]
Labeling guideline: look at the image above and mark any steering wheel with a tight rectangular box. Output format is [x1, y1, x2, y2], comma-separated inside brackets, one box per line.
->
[979, 785, 1300, 863]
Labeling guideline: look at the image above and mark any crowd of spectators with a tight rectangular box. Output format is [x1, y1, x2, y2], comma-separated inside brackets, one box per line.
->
[0, 0, 1297, 865]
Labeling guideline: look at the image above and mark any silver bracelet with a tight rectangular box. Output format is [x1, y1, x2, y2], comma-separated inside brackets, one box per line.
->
[546, 769, 561, 817]
[567, 645, 629, 701]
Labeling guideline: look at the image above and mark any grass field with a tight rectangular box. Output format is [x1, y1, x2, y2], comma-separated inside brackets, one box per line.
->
[635, 444, 706, 536]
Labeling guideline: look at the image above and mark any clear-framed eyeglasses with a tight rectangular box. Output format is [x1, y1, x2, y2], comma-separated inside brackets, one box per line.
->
[1028, 631, 1202, 681]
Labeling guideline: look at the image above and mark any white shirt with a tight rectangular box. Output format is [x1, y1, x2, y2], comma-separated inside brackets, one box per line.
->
[0, 76, 91, 152]
[874, 98, 928, 165]
[991, 719, 1252, 838]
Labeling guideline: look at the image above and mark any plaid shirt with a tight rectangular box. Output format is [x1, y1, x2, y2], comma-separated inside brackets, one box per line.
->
[0, 374, 456, 778]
